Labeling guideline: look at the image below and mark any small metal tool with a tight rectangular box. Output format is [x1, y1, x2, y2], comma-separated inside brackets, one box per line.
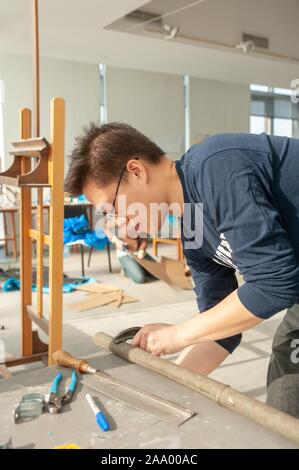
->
[45, 371, 77, 414]
[14, 393, 45, 423]
[113, 326, 141, 344]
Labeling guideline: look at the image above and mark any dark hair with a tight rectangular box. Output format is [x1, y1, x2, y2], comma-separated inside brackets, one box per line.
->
[64, 122, 165, 196]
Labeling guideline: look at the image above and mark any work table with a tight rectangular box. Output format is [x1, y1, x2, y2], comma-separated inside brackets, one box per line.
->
[0, 350, 297, 449]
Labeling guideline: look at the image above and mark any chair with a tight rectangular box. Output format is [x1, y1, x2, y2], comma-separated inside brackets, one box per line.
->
[152, 214, 184, 261]
[64, 206, 112, 276]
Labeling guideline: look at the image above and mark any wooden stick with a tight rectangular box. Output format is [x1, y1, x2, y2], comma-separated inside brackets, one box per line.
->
[94, 331, 299, 446]
[48, 97, 65, 364]
[20, 108, 33, 356]
[32, 0, 40, 137]
[32, 0, 43, 317]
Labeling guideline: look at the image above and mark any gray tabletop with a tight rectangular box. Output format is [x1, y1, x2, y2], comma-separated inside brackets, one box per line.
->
[0, 350, 297, 449]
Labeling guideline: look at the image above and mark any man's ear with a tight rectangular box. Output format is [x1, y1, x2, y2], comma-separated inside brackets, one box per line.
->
[126, 159, 147, 181]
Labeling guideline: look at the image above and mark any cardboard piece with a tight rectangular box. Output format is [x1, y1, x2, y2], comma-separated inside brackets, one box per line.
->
[71, 283, 139, 312]
[135, 256, 193, 290]
[76, 283, 120, 294]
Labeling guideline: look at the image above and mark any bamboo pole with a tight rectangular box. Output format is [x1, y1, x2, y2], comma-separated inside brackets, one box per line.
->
[94, 331, 299, 446]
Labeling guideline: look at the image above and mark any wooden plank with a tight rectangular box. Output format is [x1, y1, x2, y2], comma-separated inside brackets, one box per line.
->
[71, 291, 121, 312]
[70, 293, 138, 312]
[5, 353, 47, 368]
[48, 97, 65, 364]
[29, 229, 50, 245]
[0, 175, 20, 187]
[20, 108, 33, 357]
[26, 305, 49, 335]
[76, 283, 121, 294]
[9, 149, 43, 158]
[36, 188, 44, 317]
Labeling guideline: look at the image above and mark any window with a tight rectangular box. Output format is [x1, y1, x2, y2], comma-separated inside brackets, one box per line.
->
[273, 118, 293, 137]
[250, 116, 271, 134]
[99, 64, 108, 123]
[250, 84, 299, 138]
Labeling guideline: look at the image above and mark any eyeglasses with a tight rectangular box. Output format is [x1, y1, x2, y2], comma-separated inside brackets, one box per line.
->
[97, 159, 139, 223]
[112, 166, 127, 211]
[96, 166, 127, 223]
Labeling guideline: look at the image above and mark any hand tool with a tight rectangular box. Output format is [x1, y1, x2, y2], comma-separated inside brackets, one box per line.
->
[45, 370, 77, 414]
[14, 393, 45, 423]
[86, 393, 110, 432]
[53, 350, 194, 426]
[113, 326, 141, 344]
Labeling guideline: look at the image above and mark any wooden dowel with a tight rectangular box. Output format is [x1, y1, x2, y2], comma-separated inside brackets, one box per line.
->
[32, 0, 43, 318]
[20, 108, 33, 357]
[32, 0, 40, 137]
[94, 331, 299, 446]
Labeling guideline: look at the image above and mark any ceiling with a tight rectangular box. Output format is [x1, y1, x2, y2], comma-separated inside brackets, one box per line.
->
[0, 0, 299, 87]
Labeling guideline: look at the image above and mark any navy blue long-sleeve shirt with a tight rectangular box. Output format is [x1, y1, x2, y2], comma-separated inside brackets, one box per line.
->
[176, 133, 299, 353]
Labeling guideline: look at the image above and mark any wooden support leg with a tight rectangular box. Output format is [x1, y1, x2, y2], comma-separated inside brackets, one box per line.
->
[80, 244, 85, 277]
[36, 188, 44, 317]
[48, 97, 65, 365]
[10, 211, 18, 260]
[107, 242, 112, 273]
[3, 212, 8, 257]
[87, 246, 93, 268]
[153, 238, 158, 257]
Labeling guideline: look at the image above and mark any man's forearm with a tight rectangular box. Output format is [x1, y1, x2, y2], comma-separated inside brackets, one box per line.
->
[179, 289, 263, 348]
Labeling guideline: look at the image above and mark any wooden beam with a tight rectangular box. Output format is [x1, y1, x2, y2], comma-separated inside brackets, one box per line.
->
[5, 353, 47, 368]
[20, 108, 33, 357]
[29, 229, 50, 246]
[48, 97, 65, 364]
[26, 305, 49, 335]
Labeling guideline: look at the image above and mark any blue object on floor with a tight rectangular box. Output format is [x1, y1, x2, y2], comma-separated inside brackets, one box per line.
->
[1, 274, 97, 294]
[64, 215, 109, 250]
[3, 277, 21, 292]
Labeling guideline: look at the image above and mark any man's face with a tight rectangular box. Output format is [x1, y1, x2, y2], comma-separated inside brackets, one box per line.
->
[83, 162, 168, 238]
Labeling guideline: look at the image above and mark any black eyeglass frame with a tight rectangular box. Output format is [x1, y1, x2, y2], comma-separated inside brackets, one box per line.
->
[111, 158, 139, 213]
[112, 166, 127, 212]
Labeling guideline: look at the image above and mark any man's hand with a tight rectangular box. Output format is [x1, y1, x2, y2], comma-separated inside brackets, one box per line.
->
[132, 323, 185, 356]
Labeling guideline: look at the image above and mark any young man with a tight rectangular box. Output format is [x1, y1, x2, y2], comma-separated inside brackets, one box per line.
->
[65, 122, 299, 418]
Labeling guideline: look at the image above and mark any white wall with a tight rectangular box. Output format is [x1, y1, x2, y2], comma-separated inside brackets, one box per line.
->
[106, 66, 250, 157]
[0, 54, 251, 166]
[106, 66, 185, 160]
[0, 52, 100, 168]
[190, 77, 250, 143]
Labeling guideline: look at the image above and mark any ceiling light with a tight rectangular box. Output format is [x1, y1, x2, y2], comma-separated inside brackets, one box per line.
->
[235, 40, 255, 54]
[163, 24, 180, 40]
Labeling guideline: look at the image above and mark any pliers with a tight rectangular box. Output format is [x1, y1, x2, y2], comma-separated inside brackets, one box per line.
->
[46, 371, 77, 414]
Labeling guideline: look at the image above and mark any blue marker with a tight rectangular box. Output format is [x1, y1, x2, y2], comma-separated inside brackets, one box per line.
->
[86, 393, 110, 432]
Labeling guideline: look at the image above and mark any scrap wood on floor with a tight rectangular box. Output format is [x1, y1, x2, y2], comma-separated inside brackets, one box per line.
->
[135, 256, 193, 290]
[70, 282, 139, 312]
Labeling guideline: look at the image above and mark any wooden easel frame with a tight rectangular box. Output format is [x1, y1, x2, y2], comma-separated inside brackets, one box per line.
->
[0, 98, 65, 367]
